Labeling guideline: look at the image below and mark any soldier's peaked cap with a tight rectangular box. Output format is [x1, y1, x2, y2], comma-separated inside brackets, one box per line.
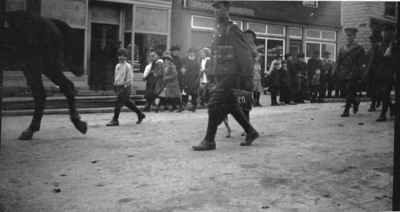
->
[344, 27, 358, 35]
[211, 1, 231, 8]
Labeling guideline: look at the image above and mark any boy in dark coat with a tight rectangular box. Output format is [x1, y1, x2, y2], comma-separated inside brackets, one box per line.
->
[181, 48, 200, 112]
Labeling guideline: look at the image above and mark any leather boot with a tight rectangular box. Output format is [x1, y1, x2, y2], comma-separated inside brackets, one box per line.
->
[341, 108, 350, 117]
[136, 113, 146, 124]
[71, 117, 88, 134]
[192, 140, 216, 151]
[106, 119, 119, 126]
[352, 100, 360, 114]
[240, 130, 259, 146]
[18, 127, 36, 140]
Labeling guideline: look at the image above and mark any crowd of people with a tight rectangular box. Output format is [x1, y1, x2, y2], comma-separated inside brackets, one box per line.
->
[104, 16, 396, 129]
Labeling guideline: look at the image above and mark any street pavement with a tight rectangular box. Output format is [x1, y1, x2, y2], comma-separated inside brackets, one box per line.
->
[0, 102, 394, 212]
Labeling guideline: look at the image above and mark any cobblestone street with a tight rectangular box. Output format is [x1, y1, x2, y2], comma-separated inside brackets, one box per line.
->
[0, 102, 394, 212]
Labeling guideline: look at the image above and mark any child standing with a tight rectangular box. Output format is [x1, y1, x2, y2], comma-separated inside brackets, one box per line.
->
[106, 48, 145, 126]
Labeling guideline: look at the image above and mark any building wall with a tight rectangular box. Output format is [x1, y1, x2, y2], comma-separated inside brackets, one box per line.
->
[339, 1, 397, 52]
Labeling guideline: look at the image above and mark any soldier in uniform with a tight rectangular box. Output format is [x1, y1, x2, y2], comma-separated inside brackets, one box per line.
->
[366, 31, 383, 112]
[376, 25, 396, 122]
[336, 27, 366, 117]
[192, 1, 259, 151]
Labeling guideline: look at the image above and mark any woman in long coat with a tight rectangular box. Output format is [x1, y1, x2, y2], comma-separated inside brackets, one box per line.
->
[143, 50, 164, 111]
[162, 52, 182, 111]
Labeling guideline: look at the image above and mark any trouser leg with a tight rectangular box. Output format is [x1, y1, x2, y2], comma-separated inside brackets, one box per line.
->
[204, 105, 228, 142]
[380, 87, 391, 118]
[230, 104, 255, 134]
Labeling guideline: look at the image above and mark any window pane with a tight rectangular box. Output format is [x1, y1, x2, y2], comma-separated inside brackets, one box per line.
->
[248, 22, 266, 34]
[321, 43, 335, 61]
[255, 39, 266, 72]
[267, 39, 284, 68]
[385, 2, 396, 17]
[288, 27, 301, 38]
[192, 16, 215, 29]
[321, 31, 336, 40]
[232, 20, 242, 30]
[306, 29, 320, 38]
[267, 24, 284, 35]
[306, 43, 320, 58]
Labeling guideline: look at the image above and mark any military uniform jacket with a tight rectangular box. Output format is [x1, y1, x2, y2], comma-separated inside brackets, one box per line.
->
[336, 43, 365, 81]
[211, 21, 256, 78]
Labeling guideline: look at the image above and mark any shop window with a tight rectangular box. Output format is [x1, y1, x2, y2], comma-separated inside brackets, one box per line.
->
[306, 29, 321, 39]
[267, 25, 284, 36]
[191, 15, 215, 31]
[247, 22, 267, 34]
[232, 20, 243, 30]
[321, 31, 336, 41]
[305, 42, 320, 59]
[288, 27, 302, 39]
[384, 2, 396, 17]
[321, 43, 335, 61]
[305, 42, 336, 61]
[134, 33, 167, 72]
[267, 39, 284, 66]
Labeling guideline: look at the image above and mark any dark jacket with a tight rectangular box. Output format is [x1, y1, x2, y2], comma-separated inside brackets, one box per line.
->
[307, 57, 322, 84]
[335, 43, 365, 81]
[181, 58, 200, 95]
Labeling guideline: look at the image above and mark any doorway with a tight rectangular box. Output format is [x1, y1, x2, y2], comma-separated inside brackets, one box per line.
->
[89, 23, 119, 90]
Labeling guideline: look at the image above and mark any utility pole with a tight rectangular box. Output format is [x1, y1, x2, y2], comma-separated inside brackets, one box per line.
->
[392, 2, 400, 210]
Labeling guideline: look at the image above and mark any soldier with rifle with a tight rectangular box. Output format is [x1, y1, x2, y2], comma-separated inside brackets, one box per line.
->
[192, 0, 259, 151]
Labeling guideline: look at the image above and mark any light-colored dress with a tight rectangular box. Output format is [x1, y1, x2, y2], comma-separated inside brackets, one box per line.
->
[253, 62, 263, 92]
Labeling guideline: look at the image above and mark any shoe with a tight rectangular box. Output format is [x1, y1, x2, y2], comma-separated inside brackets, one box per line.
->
[240, 131, 259, 146]
[192, 140, 216, 151]
[353, 102, 360, 114]
[341, 111, 350, 117]
[18, 128, 35, 140]
[376, 116, 387, 122]
[106, 120, 119, 126]
[176, 107, 184, 113]
[71, 117, 88, 134]
[136, 113, 145, 124]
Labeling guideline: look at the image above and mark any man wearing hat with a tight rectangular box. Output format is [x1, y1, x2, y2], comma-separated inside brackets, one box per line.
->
[376, 25, 396, 121]
[192, 0, 259, 151]
[336, 27, 366, 117]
